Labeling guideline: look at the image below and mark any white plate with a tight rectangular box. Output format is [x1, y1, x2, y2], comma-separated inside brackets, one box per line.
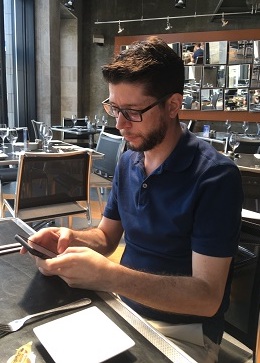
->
[33, 306, 135, 363]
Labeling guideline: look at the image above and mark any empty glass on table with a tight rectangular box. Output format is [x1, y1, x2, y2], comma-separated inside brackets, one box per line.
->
[229, 133, 240, 154]
[0, 124, 8, 149]
[225, 120, 231, 134]
[39, 124, 53, 151]
[242, 121, 249, 135]
[7, 128, 18, 154]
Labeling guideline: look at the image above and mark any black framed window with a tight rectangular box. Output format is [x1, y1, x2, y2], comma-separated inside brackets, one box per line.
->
[0, 0, 7, 124]
[0, 0, 36, 131]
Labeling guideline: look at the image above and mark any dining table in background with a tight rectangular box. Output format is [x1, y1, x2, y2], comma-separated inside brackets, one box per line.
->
[234, 153, 260, 173]
[51, 125, 102, 149]
[0, 140, 104, 167]
[0, 217, 197, 363]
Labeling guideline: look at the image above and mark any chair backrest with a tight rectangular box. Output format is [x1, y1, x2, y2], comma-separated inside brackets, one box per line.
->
[184, 95, 193, 109]
[224, 219, 260, 354]
[92, 131, 126, 178]
[195, 55, 204, 64]
[14, 150, 91, 214]
[31, 119, 44, 140]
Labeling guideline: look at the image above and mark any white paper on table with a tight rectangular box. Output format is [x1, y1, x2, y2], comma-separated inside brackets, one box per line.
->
[33, 306, 135, 363]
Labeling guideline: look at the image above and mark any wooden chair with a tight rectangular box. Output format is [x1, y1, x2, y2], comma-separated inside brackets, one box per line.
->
[3, 150, 92, 228]
[219, 219, 260, 363]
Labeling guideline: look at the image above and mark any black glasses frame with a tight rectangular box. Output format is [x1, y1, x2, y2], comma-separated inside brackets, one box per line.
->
[102, 93, 173, 122]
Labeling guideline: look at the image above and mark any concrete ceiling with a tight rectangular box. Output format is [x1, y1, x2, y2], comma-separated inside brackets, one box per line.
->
[211, 0, 260, 21]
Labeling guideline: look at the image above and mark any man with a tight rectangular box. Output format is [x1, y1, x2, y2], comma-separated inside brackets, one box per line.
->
[23, 36, 243, 362]
[192, 42, 204, 63]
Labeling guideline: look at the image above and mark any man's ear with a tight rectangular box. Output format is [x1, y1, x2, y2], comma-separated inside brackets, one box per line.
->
[168, 93, 183, 118]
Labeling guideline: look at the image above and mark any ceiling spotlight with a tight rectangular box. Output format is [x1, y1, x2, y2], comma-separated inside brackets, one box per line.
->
[221, 12, 228, 27]
[118, 21, 124, 34]
[175, 0, 186, 9]
[165, 16, 172, 31]
[64, 0, 74, 11]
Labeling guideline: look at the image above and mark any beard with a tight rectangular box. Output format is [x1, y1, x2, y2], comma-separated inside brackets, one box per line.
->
[125, 116, 168, 152]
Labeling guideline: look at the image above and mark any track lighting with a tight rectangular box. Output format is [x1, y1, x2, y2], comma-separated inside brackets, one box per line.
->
[118, 21, 124, 34]
[64, 0, 74, 11]
[175, 0, 186, 9]
[165, 16, 172, 31]
[221, 12, 228, 27]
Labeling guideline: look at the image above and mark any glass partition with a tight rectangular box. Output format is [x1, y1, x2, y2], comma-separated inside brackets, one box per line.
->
[202, 65, 226, 88]
[201, 89, 223, 111]
[168, 42, 181, 56]
[249, 89, 260, 112]
[224, 88, 248, 111]
[182, 42, 204, 65]
[226, 64, 250, 88]
[205, 41, 227, 65]
[228, 40, 254, 64]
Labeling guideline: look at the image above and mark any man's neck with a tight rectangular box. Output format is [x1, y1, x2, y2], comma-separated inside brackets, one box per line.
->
[144, 122, 183, 176]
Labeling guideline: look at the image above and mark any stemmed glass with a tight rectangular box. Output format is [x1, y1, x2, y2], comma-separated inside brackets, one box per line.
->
[242, 121, 249, 135]
[0, 124, 8, 149]
[39, 124, 53, 151]
[256, 123, 260, 137]
[72, 115, 77, 128]
[7, 128, 18, 154]
[225, 120, 231, 134]
[229, 133, 240, 154]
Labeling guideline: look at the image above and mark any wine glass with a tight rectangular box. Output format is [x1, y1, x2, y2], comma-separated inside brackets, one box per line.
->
[0, 124, 8, 149]
[7, 128, 18, 154]
[242, 121, 249, 135]
[229, 133, 240, 154]
[40, 124, 53, 151]
[72, 114, 77, 128]
[225, 120, 231, 134]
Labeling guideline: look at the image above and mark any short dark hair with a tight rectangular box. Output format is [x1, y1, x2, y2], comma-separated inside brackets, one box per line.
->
[101, 36, 184, 99]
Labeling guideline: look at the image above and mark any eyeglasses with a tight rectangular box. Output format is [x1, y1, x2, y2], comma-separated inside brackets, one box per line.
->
[102, 93, 172, 122]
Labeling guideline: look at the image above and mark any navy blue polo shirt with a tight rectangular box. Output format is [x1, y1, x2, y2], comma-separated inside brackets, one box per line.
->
[103, 126, 243, 343]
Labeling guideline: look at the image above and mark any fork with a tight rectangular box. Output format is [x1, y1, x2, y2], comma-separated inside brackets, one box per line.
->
[0, 297, 91, 333]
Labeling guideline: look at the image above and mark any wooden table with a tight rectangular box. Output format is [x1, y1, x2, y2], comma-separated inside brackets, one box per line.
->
[0, 218, 196, 363]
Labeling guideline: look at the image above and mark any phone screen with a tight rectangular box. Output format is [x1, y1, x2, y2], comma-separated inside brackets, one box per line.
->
[15, 234, 57, 259]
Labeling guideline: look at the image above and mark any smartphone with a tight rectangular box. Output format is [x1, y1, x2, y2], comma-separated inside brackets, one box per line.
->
[15, 234, 57, 259]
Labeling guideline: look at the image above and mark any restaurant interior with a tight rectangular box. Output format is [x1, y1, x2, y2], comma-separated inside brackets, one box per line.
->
[0, 0, 260, 362]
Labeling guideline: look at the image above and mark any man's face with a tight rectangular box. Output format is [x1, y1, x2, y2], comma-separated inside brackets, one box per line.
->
[108, 83, 169, 152]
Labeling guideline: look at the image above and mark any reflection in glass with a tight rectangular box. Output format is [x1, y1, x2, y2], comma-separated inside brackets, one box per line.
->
[253, 40, 260, 65]
[226, 64, 250, 88]
[168, 43, 181, 56]
[183, 66, 201, 110]
[205, 41, 227, 65]
[182, 42, 204, 65]
[201, 88, 223, 111]
[228, 40, 254, 64]
[184, 65, 202, 86]
[224, 88, 248, 111]
[249, 89, 260, 112]
[251, 65, 260, 88]
[202, 65, 226, 88]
